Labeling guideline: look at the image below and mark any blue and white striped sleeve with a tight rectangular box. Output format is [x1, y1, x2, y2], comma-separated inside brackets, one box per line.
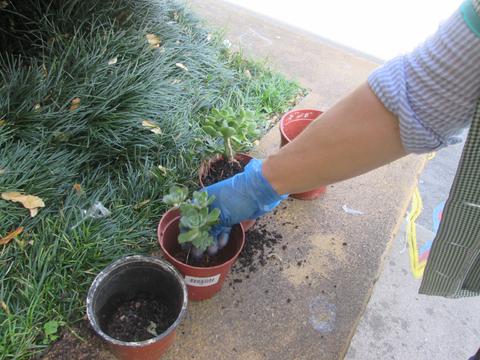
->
[368, 0, 480, 153]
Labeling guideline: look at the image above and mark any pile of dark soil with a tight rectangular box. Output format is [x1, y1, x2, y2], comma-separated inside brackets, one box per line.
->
[103, 293, 175, 342]
[40, 321, 105, 360]
[233, 222, 284, 275]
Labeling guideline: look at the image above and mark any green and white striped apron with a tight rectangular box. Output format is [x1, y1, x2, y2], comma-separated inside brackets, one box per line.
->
[419, 100, 480, 298]
[419, 0, 480, 298]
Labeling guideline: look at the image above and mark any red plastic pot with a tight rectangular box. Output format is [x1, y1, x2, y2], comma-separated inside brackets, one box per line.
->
[199, 152, 255, 231]
[86, 256, 188, 360]
[157, 209, 245, 301]
[279, 109, 327, 200]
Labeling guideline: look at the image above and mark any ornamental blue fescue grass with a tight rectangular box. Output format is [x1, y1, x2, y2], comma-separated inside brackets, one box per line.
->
[0, 0, 303, 358]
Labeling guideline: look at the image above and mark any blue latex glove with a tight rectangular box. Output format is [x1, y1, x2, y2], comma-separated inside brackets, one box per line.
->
[204, 158, 288, 249]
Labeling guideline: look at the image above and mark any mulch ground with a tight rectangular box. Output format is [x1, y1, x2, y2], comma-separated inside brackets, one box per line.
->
[39, 320, 111, 360]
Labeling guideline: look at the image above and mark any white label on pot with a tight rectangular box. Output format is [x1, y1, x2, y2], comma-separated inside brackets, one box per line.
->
[184, 274, 221, 287]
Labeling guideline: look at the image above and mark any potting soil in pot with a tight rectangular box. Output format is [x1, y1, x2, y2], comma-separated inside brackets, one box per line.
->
[172, 245, 231, 267]
[102, 293, 175, 342]
[202, 157, 245, 186]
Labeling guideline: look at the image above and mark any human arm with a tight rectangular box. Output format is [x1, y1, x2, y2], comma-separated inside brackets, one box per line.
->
[265, 2, 480, 194]
[263, 82, 406, 194]
[206, 0, 480, 227]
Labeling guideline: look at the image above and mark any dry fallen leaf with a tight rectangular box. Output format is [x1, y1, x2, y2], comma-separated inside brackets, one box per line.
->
[0, 119, 5, 126]
[41, 64, 48, 78]
[1, 192, 45, 217]
[133, 199, 150, 209]
[70, 97, 81, 111]
[108, 56, 118, 65]
[157, 165, 168, 176]
[2, 192, 44, 209]
[34, 104, 41, 111]
[146, 34, 161, 48]
[142, 120, 162, 134]
[175, 63, 188, 71]
[0, 226, 24, 246]
[0, 300, 9, 315]
[73, 183, 82, 193]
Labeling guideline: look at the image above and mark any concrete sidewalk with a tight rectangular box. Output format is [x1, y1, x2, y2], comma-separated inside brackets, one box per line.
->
[159, 1, 426, 359]
[345, 142, 480, 360]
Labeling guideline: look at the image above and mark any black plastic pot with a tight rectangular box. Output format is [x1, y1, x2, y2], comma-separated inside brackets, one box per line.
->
[86, 256, 188, 360]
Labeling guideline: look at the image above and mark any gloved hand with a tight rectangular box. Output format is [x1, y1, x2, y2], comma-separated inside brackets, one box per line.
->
[204, 158, 288, 251]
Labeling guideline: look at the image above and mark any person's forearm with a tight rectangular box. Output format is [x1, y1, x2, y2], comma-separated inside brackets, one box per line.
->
[263, 82, 407, 195]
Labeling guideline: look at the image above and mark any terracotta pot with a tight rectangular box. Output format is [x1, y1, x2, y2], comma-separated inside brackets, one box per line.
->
[158, 209, 245, 301]
[157, 207, 179, 240]
[199, 152, 255, 231]
[86, 256, 187, 360]
[279, 109, 327, 200]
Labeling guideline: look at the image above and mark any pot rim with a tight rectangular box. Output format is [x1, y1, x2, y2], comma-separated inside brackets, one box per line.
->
[158, 213, 245, 272]
[86, 255, 188, 347]
[279, 108, 323, 143]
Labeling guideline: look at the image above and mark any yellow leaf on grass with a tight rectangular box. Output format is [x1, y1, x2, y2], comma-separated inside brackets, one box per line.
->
[146, 34, 161, 48]
[70, 97, 81, 111]
[142, 120, 162, 134]
[133, 199, 151, 209]
[175, 63, 188, 71]
[1, 192, 45, 217]
[73, 183, 82, 193]
[108, 56, 118, 65]
[0, 119, 5, 126]
[1, 192, 44, 209]
[0, 300, 9, 315]
[157, 165, 168, 176]
[41, 64, 48, 78]
[0, 226, 23, 245]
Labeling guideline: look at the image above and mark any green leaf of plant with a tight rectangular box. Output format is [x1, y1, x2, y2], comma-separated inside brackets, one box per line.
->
[203, 125, 219, 137]
[191, 230, 213, 250]
[44, 321, 59, 336]
[163, 186, 188, 206]
[178, 228, 199, 243]
[230, 135, 243, 144]
[220, 127, 236, 138]
[207, 208, 220, 223]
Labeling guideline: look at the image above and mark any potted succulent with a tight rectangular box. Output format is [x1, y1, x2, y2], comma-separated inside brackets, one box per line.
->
[86, 256, 188, 360]
[279, 108, 326, 200]
[158, 186, 245, 301]
[199, 107, 260, 230]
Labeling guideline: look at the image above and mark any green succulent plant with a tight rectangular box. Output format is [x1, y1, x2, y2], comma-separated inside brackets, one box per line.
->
[162, 185, 188, 207]
[202, 107, 259, 162]
[163, 187, 220, 252]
